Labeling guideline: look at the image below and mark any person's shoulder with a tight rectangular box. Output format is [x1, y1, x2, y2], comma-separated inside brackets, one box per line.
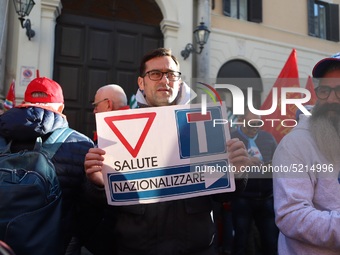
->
[70, 129, 93, 141]
[283, 117, 310, 139]
[276, 120, 312, 149]
[57, 129, 94, 158]
[1, 106, 25, 117]
[258, 130, 276, 140]
[258, 129, 271, 135]
[65, 128, 94, 145]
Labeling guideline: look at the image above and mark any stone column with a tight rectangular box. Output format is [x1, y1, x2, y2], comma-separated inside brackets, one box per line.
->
[0, 0, 9, 99]
[196, 0, 211, 79]
[40, 0, 62, 77]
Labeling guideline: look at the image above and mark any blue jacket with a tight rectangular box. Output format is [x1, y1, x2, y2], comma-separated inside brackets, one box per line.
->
[0, 106, 94, 253]
[231, 128, 277, 198]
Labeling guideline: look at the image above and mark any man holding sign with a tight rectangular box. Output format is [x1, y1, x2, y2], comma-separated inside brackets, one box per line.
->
[84, 48, 250, 255]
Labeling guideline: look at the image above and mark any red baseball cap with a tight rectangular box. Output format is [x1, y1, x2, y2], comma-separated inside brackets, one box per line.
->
[312, 52, 340, 78]
[24, 77, 64, 103]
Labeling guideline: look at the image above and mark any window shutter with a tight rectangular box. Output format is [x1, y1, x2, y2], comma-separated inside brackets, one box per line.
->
[223, 0, 231, 16]
[326, 3, 339, 42]
[307, 0, 315, 36]
[248, 0, 262, 23]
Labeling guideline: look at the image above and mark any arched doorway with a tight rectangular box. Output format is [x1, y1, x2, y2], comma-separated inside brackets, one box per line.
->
[217, 59, 262, 110]
[53, 0, 164, 138]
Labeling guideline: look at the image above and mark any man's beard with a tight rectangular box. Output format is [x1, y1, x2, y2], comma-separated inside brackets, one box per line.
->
[309, 102, 340, 164]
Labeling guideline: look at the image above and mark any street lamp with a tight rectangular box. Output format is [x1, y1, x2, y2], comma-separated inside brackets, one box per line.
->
[181, 21, 210, 60]
[12, 0, 35, 40]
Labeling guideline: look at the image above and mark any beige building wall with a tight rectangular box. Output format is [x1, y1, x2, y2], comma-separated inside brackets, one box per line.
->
[2, 0, 340, 104]
[4, 0, 195, 102]
[209, 0, 340, 102]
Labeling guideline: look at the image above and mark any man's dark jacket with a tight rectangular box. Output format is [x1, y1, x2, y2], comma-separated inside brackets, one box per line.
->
[0, 106, 94, 254]
[85, 85, 248, 255]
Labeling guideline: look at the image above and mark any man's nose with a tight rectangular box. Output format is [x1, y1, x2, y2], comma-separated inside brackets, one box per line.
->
[160, 73, 170, 82]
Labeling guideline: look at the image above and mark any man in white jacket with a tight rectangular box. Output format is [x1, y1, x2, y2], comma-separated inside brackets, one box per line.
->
[273, 53, 340, 255]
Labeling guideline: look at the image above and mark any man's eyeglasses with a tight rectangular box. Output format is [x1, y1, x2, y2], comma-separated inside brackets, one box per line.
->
[142, 70, 181, 81]
[247, 122, 263, 127]
[92, 98, 109, 108]
[314, 86, 340, 100]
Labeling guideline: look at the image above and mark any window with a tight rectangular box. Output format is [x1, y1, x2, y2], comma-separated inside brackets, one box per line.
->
[223, 0, 248, 20]
[216, 60, 263, 110]
[223, 0, 262, 23]
[308, 0, 339, 42]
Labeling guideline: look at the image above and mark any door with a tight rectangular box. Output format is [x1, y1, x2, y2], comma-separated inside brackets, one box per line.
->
[53, 1, 163, 139]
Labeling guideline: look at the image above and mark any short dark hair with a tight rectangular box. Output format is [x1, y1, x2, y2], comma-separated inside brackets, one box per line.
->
[139, 48, 180, 76]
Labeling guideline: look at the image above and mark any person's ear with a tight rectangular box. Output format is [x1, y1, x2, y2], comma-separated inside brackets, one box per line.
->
[58, 104, 65, 113]
[138, 76, 145, 90]
[107, 99, 114, 111]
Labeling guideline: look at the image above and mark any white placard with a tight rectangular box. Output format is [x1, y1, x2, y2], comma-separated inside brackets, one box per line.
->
[96, 103, 235, 205]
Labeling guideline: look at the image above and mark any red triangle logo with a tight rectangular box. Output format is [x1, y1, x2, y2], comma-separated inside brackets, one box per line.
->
[104, 112, 156, 158]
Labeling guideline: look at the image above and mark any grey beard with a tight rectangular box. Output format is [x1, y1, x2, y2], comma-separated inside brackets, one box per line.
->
[309, 103, 340, 164]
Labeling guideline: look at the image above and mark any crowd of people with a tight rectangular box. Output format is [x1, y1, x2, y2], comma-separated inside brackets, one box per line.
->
[0, 48, 339, 255]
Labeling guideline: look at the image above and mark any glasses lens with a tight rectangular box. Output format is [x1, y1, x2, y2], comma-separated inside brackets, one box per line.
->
[335, 87, 340, 99]
[147, 71, 181, 81]
[148, 71, 163, 81]
[315, 86, 331, 99]
[168, 72, 181, 81]
[247, 122, 262, 127]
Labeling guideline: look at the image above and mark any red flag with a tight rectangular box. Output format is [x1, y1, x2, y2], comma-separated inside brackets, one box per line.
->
[304, 76, 317, 105]
[4, 80, 16, 109]
[260, 49, 300, 143]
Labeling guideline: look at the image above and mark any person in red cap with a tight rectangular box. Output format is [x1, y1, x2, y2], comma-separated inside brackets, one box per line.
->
[19, 77, 66, 115]
[0, 77, 94, 255]
[273, 53, 340, 255]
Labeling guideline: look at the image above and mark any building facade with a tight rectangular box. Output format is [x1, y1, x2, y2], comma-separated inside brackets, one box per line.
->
[0, 0, 339, 137]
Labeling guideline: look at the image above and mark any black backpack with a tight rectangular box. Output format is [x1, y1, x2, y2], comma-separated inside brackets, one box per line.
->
[0, 128, 73, 255]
